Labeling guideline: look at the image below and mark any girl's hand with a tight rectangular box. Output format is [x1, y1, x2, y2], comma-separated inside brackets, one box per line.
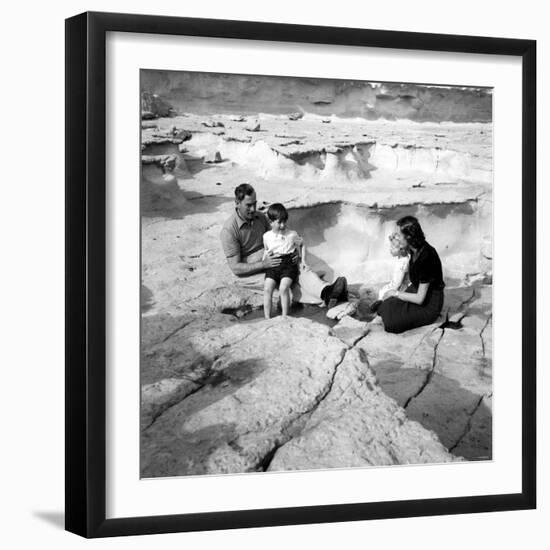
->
[383, 289, 398, 299]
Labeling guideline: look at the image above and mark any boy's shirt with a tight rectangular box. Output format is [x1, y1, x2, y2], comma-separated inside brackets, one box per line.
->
[263, 229, 303, 256]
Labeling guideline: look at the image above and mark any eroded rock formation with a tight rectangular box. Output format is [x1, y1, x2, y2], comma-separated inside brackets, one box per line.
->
[139, 91, 493, 477]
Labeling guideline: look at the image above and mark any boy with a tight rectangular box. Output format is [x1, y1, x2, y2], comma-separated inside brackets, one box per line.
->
[262, 203, 306, 318]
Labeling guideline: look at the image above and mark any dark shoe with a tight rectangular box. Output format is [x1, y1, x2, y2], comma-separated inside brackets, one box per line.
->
[370, 300, 382, 313]
[340, 277, 349, 302]
[324, 276, 347, 306]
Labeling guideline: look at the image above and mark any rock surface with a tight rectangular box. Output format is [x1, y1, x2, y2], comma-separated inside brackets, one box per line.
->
[141, 318, 457, 477]
[139, 91, 493, 476]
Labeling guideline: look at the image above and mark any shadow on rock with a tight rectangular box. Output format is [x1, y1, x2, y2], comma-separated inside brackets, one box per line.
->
[371, 361, 492, 461]
[141, 356, 269, 477]
[141, 422, 242, 478]
[141, 284, 155, 313]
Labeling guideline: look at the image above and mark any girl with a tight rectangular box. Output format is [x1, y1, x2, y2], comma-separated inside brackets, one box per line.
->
[370, 232, 410, 313]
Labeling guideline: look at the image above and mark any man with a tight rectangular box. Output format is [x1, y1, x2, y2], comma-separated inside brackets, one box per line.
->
[220, 183, 347, 307]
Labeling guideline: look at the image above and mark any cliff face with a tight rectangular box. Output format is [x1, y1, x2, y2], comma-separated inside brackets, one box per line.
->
[141, 70, 492, 123]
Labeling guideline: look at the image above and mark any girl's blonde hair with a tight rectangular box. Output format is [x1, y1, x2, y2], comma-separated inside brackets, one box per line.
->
[389, 232, 408, 255]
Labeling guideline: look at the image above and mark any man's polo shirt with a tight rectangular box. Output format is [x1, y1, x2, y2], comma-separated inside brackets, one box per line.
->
[220, 210, 270, 259]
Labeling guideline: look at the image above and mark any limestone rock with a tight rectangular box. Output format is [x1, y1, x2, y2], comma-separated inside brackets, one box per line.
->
[141, 318, 347, 476]
[245, 121, 261, 132]
[141, 91, 174, 118]
[204, 151, 223, 163]
[332, 315, 369, 347]
[288, 112, 304, 121]
[268, 348, 458, 471]
[201, 120, 224, 128]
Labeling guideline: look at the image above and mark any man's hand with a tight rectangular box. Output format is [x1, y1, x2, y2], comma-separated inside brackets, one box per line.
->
[290, 250, 300, 265]
[262, 253, 282, 269]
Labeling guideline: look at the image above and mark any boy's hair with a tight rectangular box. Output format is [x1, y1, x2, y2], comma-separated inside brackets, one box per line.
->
[234, 183, 256, 201]
[267, 203, 289, 223]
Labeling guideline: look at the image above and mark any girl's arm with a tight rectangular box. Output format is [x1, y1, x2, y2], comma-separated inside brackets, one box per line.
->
[385, 282, 430, 305]
[391, 263, 407, 291]
[381, 258, 408, 299]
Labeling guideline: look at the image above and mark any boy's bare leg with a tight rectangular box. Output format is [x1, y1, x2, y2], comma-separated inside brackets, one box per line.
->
[264, 278, 277, 319]
[279, 277, 293, 317]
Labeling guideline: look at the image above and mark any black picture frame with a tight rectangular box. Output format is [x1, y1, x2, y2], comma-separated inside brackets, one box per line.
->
[65, 11, 536, 538]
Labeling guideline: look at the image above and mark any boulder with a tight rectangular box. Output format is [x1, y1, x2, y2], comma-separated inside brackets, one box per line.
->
[245, 121, 261, 132]
[204, 151, 223, 163]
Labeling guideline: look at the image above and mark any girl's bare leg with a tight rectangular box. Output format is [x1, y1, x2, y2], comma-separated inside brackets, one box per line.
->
[264, 278, 276, 319]
[279, 277, 293, 317]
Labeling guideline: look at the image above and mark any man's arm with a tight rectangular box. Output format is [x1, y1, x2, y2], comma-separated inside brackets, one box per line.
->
[227, 252, 281, 277]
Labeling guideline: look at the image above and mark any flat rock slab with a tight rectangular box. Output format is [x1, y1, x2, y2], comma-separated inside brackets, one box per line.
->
[141, 318, 347, 477]
[332, 315, 370, 347]
[353, 291, 492, 460]
[140, 317, 460, 477]
[452, 395, 492, 460]
[269, 348, 458, 471]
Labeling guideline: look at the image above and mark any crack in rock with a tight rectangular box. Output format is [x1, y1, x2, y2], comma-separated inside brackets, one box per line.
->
[143, 324, 273, 431]
[160, 319, 195, 344]
[448, 393, 487, 453]
[142, 362, 216, 431]
[458, 288, 477, 310]
[404, 329, 445, 409]
[258, 349, 350, 470]
[479, 314, 492, 357]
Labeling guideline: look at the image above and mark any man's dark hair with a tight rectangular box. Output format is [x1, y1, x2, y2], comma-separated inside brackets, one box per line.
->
[396, 215, 426, 249]
[266, 203, 289, 223]
[234, 183, 256, 201]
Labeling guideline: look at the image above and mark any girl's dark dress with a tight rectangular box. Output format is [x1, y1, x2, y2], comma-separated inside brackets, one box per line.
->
[378, 242, 445, 334]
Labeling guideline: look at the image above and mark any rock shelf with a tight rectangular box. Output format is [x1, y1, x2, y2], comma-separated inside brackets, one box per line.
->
[140, 109, 493, 477]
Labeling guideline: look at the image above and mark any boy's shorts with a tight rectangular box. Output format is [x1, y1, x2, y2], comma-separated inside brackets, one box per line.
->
[265, 254, 299, 285]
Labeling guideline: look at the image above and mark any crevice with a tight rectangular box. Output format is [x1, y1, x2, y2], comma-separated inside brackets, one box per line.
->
[448, 394, 486, 453]
[404, 329, 445, 409]
[259, 348, 351, 470]
[257, 444, 284, 471]
[160, 319, 195, 344]
[185, 248, 216, 258]
[439, 312, 466, 330]
[459, 287, 477, 311]
[349, 328, 371, 349]
[142, 364, 216, 431]
[406, 326, 440, 362]
[187, 286, 226, 303]
[143, 324, 273, 431]
[479, 314, 492, 357]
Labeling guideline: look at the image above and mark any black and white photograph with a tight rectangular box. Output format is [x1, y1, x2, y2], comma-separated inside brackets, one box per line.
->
[140, 70, 493, 478]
